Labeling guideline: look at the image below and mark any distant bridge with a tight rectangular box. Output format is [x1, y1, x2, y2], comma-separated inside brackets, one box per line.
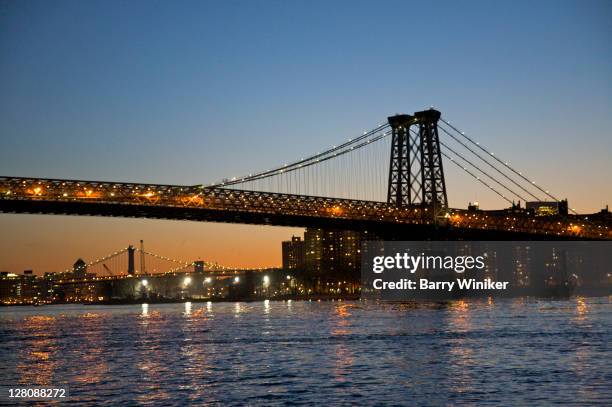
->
[61, 242, 231, 278]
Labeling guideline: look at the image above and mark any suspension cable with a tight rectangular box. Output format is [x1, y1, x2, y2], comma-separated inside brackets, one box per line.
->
[213, 123, 390, 186]
[438, 139, 528, 202]
[441, 150, 514, 205]
[440, 118, 562, 203]
[222, 128, 393, 188]
[140, 249, 227, 271]
[437, 124, 543, 201]
[410, 127, 525, 202]
[64, 247, 129, 274]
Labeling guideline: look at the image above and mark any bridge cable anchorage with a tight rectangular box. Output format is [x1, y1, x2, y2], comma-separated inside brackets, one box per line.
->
[436, 136, 529, 203]
[212, 122, 390, 187]
[437, 123, 543, 202]
[440, 151, 514, 205]
[439, 118, 574, 209]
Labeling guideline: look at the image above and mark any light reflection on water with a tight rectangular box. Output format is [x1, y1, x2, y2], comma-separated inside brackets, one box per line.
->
[0, 298, 611, 405]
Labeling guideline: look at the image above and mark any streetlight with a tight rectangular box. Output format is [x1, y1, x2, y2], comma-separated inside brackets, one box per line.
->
[139, 279, 149, 300]
[234, 276, 240, 283]
[204, 277, 212, 284]
[184, 276, 192, 286]
[263, 275, 270, 286]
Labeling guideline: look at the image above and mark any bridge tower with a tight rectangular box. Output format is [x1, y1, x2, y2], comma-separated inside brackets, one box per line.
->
[127, 245, 135, 275]
[139, 240, 146, 274]
[387, 114, 414, 207]
[387, 109, 448, 221]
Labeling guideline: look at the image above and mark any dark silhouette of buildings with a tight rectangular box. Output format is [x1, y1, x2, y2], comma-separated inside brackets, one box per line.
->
[282, 236, 305, 271]
[73, 258, 87, 279]
[526, 199, 568, 216]
[194, 260, 205, 273]
[304, 228, 360, 281]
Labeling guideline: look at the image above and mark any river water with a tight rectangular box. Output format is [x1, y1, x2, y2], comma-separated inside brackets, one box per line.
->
[0, 298, 610, 406]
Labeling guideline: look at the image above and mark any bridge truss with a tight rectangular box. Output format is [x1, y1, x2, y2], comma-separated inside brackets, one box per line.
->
[0, 175, 608, 239]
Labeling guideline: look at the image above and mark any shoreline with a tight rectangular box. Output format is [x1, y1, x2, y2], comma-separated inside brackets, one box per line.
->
[2, 292, 610, 307]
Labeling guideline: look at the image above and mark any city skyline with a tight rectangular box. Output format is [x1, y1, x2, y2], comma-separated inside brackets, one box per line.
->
[1, 0, 611, 273]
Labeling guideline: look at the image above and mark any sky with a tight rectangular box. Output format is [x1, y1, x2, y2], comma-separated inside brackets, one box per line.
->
[0, 0, 611, 273]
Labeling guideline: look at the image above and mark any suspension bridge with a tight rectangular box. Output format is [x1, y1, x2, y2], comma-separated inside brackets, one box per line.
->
[1, 109, 610, 240]
[45, 244, 253, 303]
[63, 243, 230, 279]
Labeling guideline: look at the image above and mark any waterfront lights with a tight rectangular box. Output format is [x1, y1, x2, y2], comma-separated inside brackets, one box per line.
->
[184, 276, 192, 286]
[234, 276, 240, 283]
[263, 275, 270, 286]
[141, 279, 148, 287]
[286, 275, 291, 280]
[204, 277, 212, 284]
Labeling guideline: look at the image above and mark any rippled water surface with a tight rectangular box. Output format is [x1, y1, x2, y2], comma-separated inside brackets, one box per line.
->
[1, 298, 611, 406]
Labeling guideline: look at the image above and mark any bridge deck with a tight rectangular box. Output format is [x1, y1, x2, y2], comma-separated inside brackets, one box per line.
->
[1, 177, 609, 240]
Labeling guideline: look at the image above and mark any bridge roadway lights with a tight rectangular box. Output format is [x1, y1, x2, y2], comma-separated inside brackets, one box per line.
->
[0, 193, 605, 240]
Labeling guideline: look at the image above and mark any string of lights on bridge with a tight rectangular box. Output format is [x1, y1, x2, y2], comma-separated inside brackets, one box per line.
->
[215, 109, 565, 212]
[0, 110, 570, 211]
[62, 246, 282, 278]
[1, 108, 609, 240]
[64, 247, 130, 275]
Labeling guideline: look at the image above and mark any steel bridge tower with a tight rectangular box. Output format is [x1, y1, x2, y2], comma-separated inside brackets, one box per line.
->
[387, 109, 448, 221]
[127, 245, 136, 275]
